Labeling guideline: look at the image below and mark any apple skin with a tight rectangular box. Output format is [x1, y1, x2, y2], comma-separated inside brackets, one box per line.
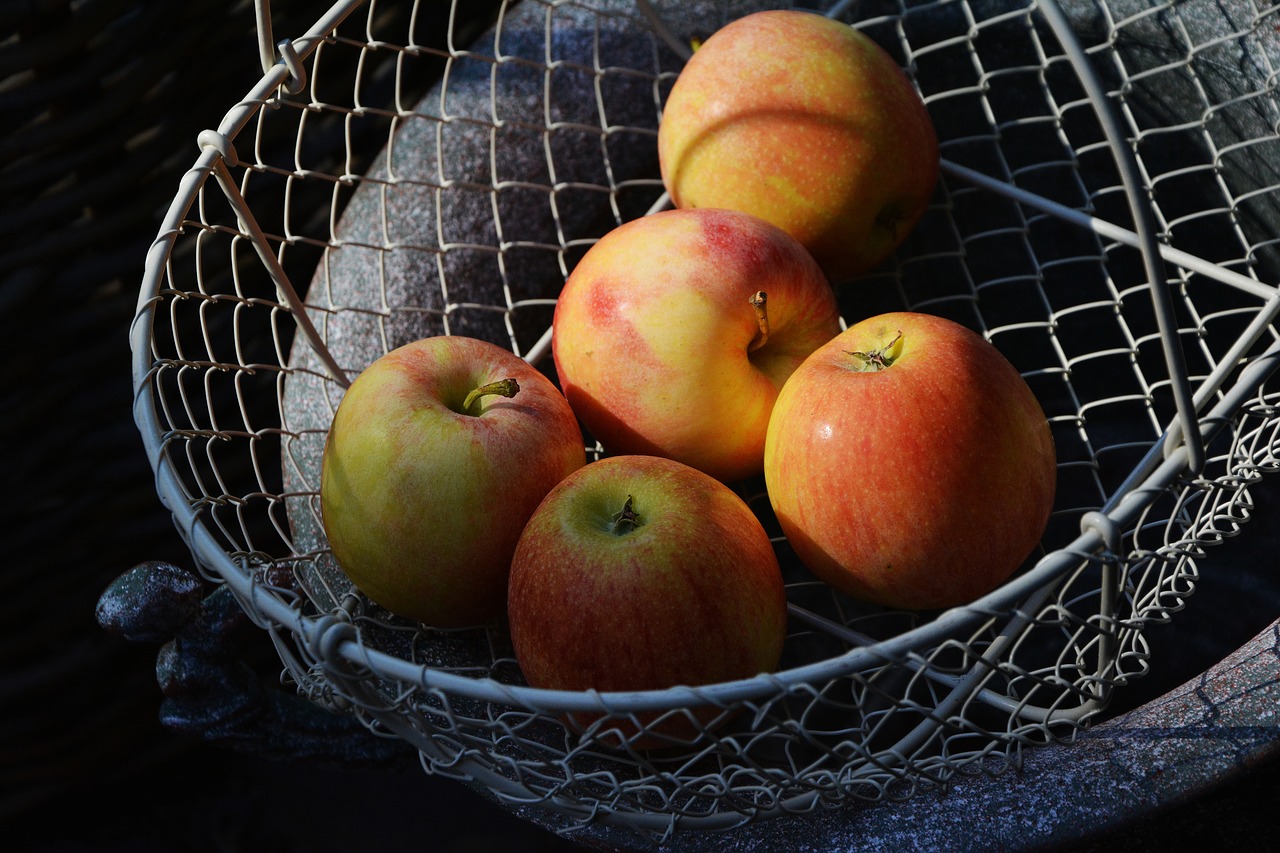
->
[320, 335, 585, 627]
[658, 10, 939, 282]
[763, 312, 1056, 611]
[507, 454, 788, 748]
[551, 207, 841, 484]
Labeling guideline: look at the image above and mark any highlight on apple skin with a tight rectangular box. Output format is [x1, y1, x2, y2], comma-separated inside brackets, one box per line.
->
[506, 454, 789, 748]
[658, 9, 940, 283]
[552, 206, 842, 484]
[320, 335, 586, 628]
[763, 312, 1057, 611]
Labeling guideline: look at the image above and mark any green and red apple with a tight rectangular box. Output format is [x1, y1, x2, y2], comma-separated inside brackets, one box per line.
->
[658, 10, 939, 282]
[507, 454, 788, 748]
[320, 335, 585, 627]
[764, 312, 1056, 610]
[552, 206, 841, 483]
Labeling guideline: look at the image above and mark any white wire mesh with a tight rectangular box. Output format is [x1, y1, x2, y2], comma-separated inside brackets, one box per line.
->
[132, 0, 1280, 840]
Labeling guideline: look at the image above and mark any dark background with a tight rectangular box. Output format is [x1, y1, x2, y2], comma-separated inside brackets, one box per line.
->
[4, 1, 1278, 850]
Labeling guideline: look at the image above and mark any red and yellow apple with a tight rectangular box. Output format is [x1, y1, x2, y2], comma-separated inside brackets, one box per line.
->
[763, 312, 1056, 610]
[507, 454, 788, 748]
[552, 207, 841, 483]
[320, 335, 585, 627]
[658, 10, 939, 282]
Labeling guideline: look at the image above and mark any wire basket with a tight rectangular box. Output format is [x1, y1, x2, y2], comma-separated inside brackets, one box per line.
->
[132, 0, 1280, 842]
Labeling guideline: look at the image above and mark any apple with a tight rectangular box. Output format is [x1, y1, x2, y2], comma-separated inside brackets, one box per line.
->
[658, 10, 939, 282]
[507, 454, 788, 748]
[763, 312, 1056, 610]
[320, 335, 585, 627]
[551, 206, 842, 483]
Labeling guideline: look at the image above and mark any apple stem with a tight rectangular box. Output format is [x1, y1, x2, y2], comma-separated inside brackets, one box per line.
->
[463, 378, 520, 414]
[609, 494, 642, 534]
[748, 291, 769, 352]
[847, 330, 903, 372]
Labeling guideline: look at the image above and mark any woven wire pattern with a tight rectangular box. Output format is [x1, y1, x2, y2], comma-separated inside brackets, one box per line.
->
[134, 0, 1280, 837]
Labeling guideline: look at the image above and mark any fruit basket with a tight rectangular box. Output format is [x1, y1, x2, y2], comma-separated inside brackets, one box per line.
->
[131, 0, 1280, 843]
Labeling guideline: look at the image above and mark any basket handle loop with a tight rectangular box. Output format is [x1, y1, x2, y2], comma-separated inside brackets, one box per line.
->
[255, 0, 279, 76]
[254, 0, 307, 94]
